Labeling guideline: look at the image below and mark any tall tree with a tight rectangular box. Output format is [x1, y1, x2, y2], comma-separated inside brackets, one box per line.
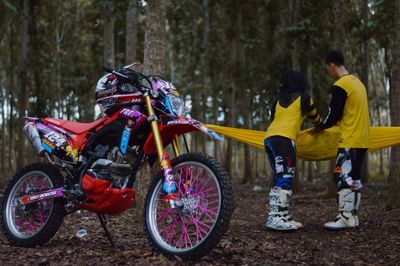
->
[224, 0, 241, 177]
[126, 0, 138, 64]
[388, 0, 400, 207]
[360, 0, 370, 183]
[136, 0, 167, 219]
[200, 0, 210, 154]
[16, 0, 30, 171]
[103, 0, 115, 68]
[143, 0, 166, 75]
[333, 0, 345, 51]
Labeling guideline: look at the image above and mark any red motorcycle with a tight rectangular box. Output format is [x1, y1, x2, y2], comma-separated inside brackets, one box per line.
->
[0, 65, 233, 259]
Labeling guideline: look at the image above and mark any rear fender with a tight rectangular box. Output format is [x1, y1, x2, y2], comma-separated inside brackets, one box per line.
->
[143, 115, 223, 155]
[22, 118, 80, 162]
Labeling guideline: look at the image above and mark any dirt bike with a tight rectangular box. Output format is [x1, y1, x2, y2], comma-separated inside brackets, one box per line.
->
[0, 64, 233, 259]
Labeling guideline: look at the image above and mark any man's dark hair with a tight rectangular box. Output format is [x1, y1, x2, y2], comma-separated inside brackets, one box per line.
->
[325, 50, 345, 66]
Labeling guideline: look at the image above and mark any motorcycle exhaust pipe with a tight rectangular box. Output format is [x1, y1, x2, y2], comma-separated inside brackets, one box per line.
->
[23, 122, 45, 156]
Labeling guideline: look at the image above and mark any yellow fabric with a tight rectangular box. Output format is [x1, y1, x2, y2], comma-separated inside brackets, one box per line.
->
[334, 75, 371, 148]
[207, 125, 400, 161]
[264, 97, 304, 141]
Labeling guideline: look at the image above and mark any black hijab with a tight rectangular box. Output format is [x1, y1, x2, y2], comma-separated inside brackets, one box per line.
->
[278, 70, 308, 111]
[281, 70, 307, 94]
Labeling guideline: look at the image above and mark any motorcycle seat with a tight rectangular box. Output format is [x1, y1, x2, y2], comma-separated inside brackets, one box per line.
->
[44, 117, 107, 134]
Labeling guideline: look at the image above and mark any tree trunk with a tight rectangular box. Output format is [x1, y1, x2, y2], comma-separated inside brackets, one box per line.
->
[103, 1, 115, 68]
[333, 0, 345, 51]
[388, 0, 400, 207]
[8, 18, 15, 173]
[56, 4, 64, 118]
[137, 0, 167, 220]
[241, 90, 253, 184]
[126, 0, 138, 64]
[212, 79, 220, 161]
[16, 0, 30, 171]
[143, 0, 166, 75]
[289, 0, 300, 70]
[320, 0, 347, 198]
[225, 0, 244, 177]
[225, 86, 235, 177]
[200, 0, 210, 154]
[31, 1, 45, 118]
[0, 84, 5, 174]
[360, 0, 369, 184]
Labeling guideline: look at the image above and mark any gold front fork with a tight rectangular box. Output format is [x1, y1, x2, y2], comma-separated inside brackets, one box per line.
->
[144, 95, 164, 162]
[144, 94, 181, 159]
[171, 136, 181, 157]
[144, 94, 177, 198]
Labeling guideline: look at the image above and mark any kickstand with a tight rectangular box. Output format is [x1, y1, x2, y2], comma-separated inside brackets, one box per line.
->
[97, 214, 115, 247]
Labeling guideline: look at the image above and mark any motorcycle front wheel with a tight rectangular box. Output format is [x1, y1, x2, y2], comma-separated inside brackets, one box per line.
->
[144, 152, 233, 260]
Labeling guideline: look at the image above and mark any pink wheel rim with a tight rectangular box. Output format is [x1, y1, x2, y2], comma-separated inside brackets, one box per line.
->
[6, 171, 54, 238]
[148, 162, 221, 252]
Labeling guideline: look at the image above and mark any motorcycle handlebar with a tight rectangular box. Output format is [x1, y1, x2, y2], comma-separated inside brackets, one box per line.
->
[102, 65, 156, 97]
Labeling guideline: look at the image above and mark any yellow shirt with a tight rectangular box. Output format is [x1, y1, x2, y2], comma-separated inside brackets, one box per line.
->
[334, 75, 371, 148]
[265, 97, 305, 141]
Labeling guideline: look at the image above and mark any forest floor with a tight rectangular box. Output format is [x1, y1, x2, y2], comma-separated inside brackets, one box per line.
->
[0, 178, 399, 266]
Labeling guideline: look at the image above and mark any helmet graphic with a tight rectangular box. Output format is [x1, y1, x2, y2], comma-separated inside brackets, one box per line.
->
[95, 73, 141, 114]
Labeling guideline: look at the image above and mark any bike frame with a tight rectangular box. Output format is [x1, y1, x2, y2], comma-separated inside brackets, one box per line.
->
[20, 67, 225, 212]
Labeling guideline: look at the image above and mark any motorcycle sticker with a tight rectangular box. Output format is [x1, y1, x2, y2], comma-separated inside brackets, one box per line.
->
[44, 132, 67, 147]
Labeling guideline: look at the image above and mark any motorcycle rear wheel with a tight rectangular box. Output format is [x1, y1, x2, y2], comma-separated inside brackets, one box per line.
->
[144, 152, 233, 260]
[0, 163, 65, 247]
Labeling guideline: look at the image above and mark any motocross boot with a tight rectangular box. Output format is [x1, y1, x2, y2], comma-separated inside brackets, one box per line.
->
[266, 186, 302, 231]
[324, 188, 361, 230]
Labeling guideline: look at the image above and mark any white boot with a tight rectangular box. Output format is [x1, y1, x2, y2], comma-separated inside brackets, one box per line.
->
[266, 187, 302, 231]
[324, 189, 361, 230]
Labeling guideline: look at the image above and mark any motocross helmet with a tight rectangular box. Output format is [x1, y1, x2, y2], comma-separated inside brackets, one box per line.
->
[95, 72, 141, 114]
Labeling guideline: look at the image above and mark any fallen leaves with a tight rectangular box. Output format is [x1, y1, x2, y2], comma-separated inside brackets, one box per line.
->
[0, 183, 399, 265]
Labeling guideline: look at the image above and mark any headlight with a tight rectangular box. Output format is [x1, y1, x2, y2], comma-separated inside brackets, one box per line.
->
[167, 94, 185, 116]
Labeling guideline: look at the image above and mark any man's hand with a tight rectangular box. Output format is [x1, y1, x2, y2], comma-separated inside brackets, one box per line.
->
[309, 127, 323, 135]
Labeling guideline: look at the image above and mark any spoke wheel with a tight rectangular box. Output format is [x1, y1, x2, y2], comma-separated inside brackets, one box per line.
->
[144, 153, 233, 260]
[1, 163, 65, 247]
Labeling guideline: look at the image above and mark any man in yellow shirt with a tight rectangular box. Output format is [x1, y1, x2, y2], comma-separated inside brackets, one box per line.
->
[313, 51, 371, 230]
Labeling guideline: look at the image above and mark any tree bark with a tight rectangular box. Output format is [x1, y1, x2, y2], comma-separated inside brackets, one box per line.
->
[388, 0, 400, 207]
[16, 0, 30, 171]
[320, 0, 347, 198]
[143, 0, 167, 75]
[289, 0, 300, 70]
[225, 0, 243, 177]
[8, 17, 15, 173]
[137, 0, 167, 221]
[225, 86, 235, 177]
[0, 83, 5, 174]
[333, 0, 345, 51]
[126, 0, 138, 64]
[241, 90, 253, 184]
[31, 1, 45, 118]
[360, 0, 369, 184]
[211, 78, 220, 161]
[103, 0, 115, 68]
[200, 0, 210, 154]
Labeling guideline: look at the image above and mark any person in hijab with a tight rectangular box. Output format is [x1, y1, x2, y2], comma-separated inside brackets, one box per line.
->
[264, 70, 322, 231]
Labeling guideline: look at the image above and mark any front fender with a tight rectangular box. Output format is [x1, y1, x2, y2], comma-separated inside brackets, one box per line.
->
[143, 115, 223, 155]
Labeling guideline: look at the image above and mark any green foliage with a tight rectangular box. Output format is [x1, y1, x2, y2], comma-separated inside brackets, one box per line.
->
[0, 0, 394, 179]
